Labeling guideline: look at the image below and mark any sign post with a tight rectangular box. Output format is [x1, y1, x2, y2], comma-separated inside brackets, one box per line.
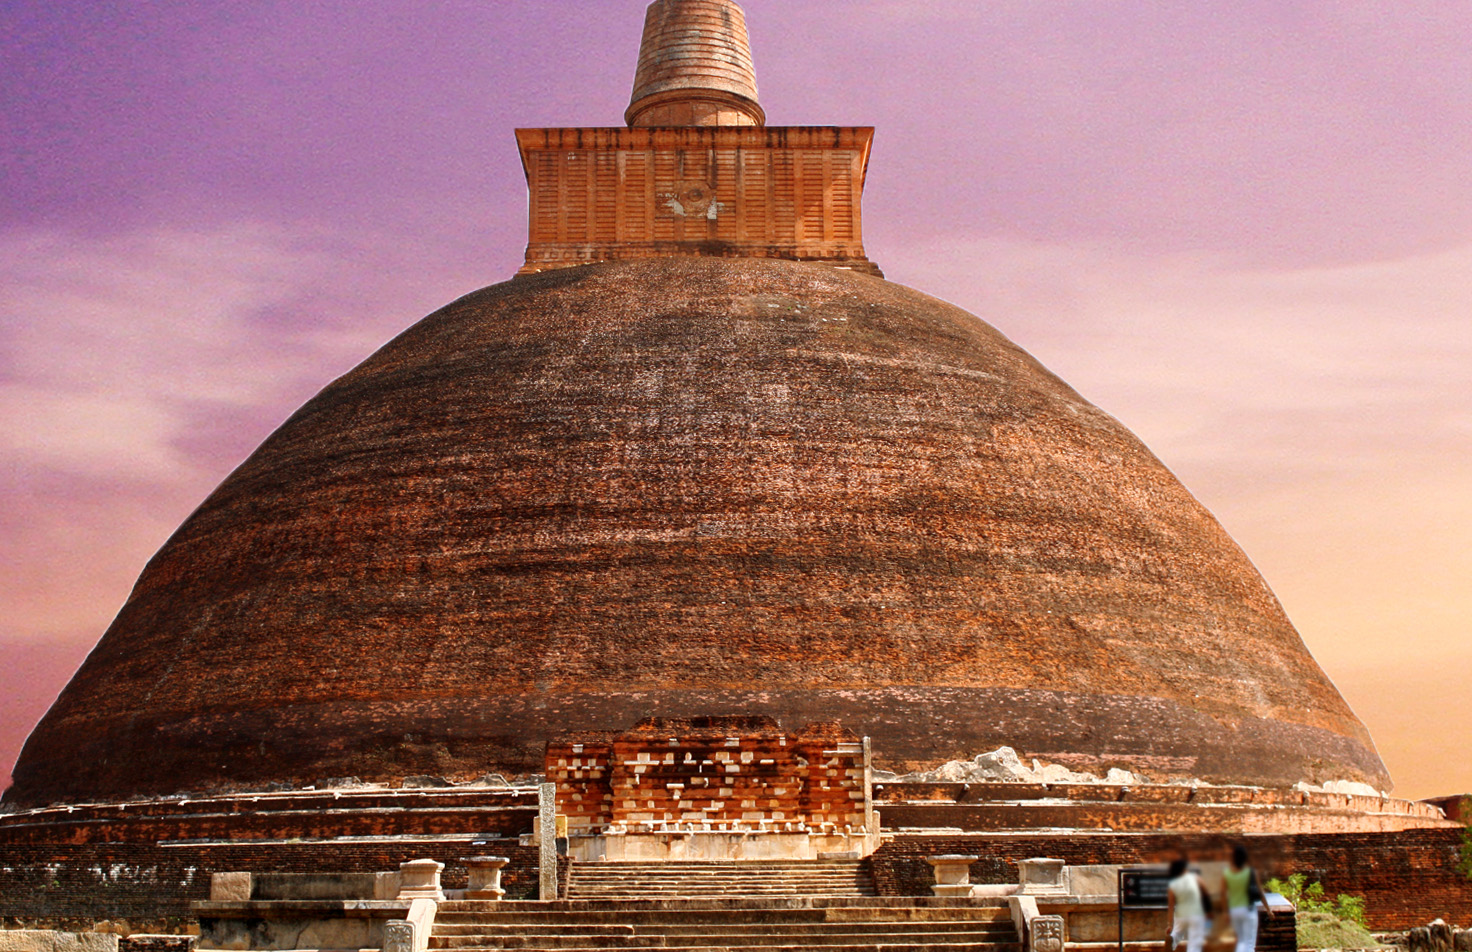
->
[1118, 866, 1172, 952]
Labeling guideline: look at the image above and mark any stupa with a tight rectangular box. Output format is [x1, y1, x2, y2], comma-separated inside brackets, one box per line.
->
[5, 0, 1388, 809]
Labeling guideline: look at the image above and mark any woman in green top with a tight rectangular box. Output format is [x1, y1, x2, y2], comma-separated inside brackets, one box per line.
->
[1220, 844, 1261, 952]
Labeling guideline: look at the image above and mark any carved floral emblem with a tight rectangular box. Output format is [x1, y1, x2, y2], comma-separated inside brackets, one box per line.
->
[1032, 916, 1065, 952]
[664, 180, 724, 220]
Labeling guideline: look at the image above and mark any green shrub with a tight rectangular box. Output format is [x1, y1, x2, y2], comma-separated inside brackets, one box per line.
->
[1266, 872, 1372, 945]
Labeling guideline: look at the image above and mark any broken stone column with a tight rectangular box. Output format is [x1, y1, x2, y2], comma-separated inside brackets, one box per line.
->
[926, 854, 979, 898]
[1017, 857, 1069, 897]
[466, 856, 510, 900]
[396, 859, 445, 901]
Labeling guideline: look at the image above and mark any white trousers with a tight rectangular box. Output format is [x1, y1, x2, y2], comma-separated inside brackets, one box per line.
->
[1172, 914, 1207, 952]
[1230, 906, 1259, 952]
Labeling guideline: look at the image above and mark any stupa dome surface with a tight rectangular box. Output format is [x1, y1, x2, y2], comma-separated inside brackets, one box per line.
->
[8, 257, 1387, 806]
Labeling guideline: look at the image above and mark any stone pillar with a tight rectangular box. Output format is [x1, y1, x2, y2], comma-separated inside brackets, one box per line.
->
[861, 736, 875, 835]
[466, 856, 510, 900]
[539, 782, 558, 900]
[396, 859, 445, 901]
[926, 854, 979, 898]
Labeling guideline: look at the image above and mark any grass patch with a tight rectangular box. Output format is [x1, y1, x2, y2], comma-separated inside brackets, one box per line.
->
[1295, 910, 1381, 950]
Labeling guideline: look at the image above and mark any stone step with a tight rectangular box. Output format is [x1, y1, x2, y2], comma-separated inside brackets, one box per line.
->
[567, 881, 874, 888]
[433, 908, 1010, 926]
[562, 870, 868, 876]
[434, 900, 1010, 915]
[433, 923, 1011, 938]
[569, 871, 870, 877]
[566, 883, 873, 890]
[568, 877, 872, 884]
[565, 861, 866, 867]
[562, 895, 880, 902]
[430, 944, 1014, 952]
[565, 859, 876, 901]
[567, 877, 873, 881]
[565, 888, 877, 894]
[431, 934, 1012, 950]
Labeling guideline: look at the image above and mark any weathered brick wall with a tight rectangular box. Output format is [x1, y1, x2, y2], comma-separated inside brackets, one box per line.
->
[118, 937, 196, 952]
[877, 801, 1444, 835]
[9, 259, 1391, 809]
[547, 739, 615, 833]
[877, 781, 1448, 818]
[548, 717, 865, 834]
[1423, 796, 1468, 824]
[0, 789, 537, 847]
[868, 829, 1472, 930]
[1258, 908, 1297, 952]
[0, 841, 553, 921]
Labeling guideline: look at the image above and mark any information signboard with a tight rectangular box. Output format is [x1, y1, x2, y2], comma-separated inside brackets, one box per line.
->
[1118, 865, 1172, 952]
[1120, 867, 1172, 908]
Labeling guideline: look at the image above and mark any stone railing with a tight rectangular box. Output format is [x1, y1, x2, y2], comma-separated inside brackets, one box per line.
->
[384, 860, 443, 952]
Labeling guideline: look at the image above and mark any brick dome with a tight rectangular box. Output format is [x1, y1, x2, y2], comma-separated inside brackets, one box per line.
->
[6, 257, 1388, 806]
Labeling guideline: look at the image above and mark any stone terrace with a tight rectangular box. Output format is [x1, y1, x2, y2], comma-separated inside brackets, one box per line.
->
[873, 781, 1453, 834]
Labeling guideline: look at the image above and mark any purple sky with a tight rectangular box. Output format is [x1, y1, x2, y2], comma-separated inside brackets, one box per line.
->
[3, 0, 1469, 799]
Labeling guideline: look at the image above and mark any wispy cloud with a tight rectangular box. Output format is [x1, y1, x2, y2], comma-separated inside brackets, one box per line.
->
[884, 235, 1472, 794]
[0, 223, 488, 645]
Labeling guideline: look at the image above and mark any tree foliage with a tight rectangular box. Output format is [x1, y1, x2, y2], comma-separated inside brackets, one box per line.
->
[1459, 796, 1472, 881]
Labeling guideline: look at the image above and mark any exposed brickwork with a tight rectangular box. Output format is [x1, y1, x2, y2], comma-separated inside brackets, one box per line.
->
[118, 936, 196, 952]
[0, 789, 537, 846]
[1258, 908, 1297, 952]
[1422, 795, 1469, 823]
[516, 126, 878, 274]
[547, 716, 866, 834]
[868, 829, 1472, 930]
[9, 257, 1387, 806]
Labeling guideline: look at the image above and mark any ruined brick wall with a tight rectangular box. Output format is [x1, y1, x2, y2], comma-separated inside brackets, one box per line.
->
[118, 937, 196, 952]
[547, 716, 866, 834]
[868, 829, 1472, 930]
[1423, 796, 1468, 823]
[0, 841, 553, 922]
[1258, 908, 1297, 952]
[0, 789, 537, 846]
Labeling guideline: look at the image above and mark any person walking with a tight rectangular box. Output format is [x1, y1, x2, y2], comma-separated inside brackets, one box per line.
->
[1167, 856, 1209, 952]
[1220, 844, 1263, 952]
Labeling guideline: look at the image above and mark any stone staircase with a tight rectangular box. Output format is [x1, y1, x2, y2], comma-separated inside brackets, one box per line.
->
[565, 860, 878, 900]
[430, 898, 1020, 952]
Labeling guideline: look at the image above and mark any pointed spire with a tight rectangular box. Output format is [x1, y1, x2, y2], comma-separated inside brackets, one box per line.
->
[626, 0, 765, 127]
